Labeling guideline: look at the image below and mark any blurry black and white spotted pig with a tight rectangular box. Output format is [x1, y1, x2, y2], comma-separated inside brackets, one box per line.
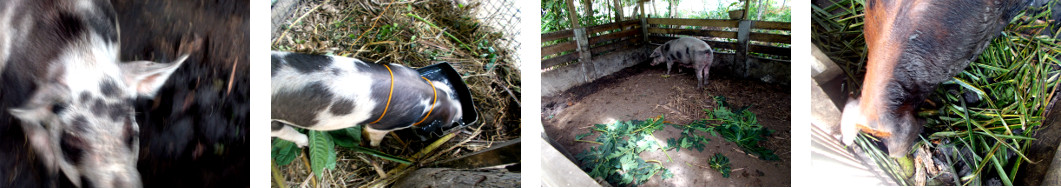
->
[650, 37, 715, 88]
[0, 0, 196, 187]
[271, 52, 463, 147]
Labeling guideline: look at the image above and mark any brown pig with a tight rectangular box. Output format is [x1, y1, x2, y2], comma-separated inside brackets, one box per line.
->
[840, 0, 1028, 157]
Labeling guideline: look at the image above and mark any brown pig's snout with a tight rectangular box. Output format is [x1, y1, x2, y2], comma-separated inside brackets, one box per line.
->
[840, 97, 922, 157]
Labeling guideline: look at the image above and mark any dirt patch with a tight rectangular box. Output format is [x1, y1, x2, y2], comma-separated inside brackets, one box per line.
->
[543, 63, 791, 186]
[112, 0, 249, 187]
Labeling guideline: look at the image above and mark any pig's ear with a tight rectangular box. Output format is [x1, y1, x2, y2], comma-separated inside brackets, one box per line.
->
[120, 54, 188, 97]
[9, 84, 69, 124]
[8, 84, 79, 186]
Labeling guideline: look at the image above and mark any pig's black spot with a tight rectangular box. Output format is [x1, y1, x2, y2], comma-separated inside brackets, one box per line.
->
[662, 43, 671, 52]
[271, 53, 282, 75]
[272, 82, 333, 127]
[282, 53, 332, 74]
[99, 78, 121, 97]
[80, 92, 92, 104]
[330, 99, 354, 115]
[55, 12, 85, 41]
[60, 131, 88, 165]
[87, 0, 118, 43]
[92, 98, 106, 115]
[51, 102, 68, 115]
[71, 115, 89, 132]
[271, 121, 284, 131]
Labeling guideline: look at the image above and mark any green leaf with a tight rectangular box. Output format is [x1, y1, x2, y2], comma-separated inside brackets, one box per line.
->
[349, 145, 413, 165]
[308, 131, 337, 179]
[271, 138, 300, 166]
[328, 126, 362, 148]
[575, 132, 592, 140]
[661, 169, 674, 180]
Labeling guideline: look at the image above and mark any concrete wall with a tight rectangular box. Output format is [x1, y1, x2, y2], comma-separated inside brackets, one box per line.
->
[711, 53, 791, 86]
[541, 47, 652, 97]
[542, 46, 790, 97]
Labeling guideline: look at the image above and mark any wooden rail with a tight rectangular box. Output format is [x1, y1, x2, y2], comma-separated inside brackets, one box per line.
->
[541, 20, 642, 68]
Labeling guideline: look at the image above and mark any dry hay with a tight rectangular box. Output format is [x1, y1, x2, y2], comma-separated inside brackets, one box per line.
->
[271, 0, 521, 187]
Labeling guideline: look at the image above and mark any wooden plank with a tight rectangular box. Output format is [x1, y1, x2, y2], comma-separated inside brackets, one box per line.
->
[646, 35, 738, 51]
[586, 20, 640, 34]
[542, 30, 574, 43]
[752, 21, 791, 30]
[646, 27, 737, 39]
[542, 41, 577, 57]
[749, 32, 791, 44]
[541, 53, 579, 68]
[749, 44, 791, 57]
[646, 18, 739, 28]
[590, 36, 641, 51]
[588, 29, 639, 45]
[590, 39, 640, 55]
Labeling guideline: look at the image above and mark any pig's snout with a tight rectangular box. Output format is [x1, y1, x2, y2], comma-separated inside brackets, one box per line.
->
[840, 97, 922, 157]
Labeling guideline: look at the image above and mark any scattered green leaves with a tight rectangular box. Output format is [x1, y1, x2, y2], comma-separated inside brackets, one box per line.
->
[574, 116, 671, 186]
[705, 96, 779, 160]
[709, 153, 732, 178]
[271, 125, 412, 181]
[271, 138, 300, 166]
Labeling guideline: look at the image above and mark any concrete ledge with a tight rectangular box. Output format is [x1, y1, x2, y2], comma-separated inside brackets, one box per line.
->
[541, 47, 652, 97]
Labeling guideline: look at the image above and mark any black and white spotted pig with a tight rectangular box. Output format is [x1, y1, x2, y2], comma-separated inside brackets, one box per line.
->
[0, 0, 191, 187]
[649, 37, 715, 88]
[271, 52, 463, 147]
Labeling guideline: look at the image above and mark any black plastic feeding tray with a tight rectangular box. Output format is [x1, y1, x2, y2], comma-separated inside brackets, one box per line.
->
[396, 62, 479, 141]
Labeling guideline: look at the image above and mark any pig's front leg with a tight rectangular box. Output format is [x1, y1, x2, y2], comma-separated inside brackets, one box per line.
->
[666, 61, 674, 75]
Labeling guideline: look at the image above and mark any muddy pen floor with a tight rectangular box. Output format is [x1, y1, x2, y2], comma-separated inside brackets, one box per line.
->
[543, 63, 791, 186]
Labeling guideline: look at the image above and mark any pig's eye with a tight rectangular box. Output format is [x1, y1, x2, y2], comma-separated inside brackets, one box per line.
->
[51, 103, 68, 114]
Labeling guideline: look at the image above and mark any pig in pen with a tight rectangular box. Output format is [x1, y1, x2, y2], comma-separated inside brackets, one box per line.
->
[540, 0, 791, 186]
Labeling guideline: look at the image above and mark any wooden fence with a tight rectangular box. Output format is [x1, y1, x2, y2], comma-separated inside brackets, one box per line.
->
[541, 20, 643, 69]
[541, 18, 790, 70]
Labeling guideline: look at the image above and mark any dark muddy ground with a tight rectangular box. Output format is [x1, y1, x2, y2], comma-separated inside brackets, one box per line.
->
[542, 63, 791, 186]
[113, 0, 249, 187]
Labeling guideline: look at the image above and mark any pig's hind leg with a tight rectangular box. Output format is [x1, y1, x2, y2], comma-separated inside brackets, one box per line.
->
[272, 121, 309, 147]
